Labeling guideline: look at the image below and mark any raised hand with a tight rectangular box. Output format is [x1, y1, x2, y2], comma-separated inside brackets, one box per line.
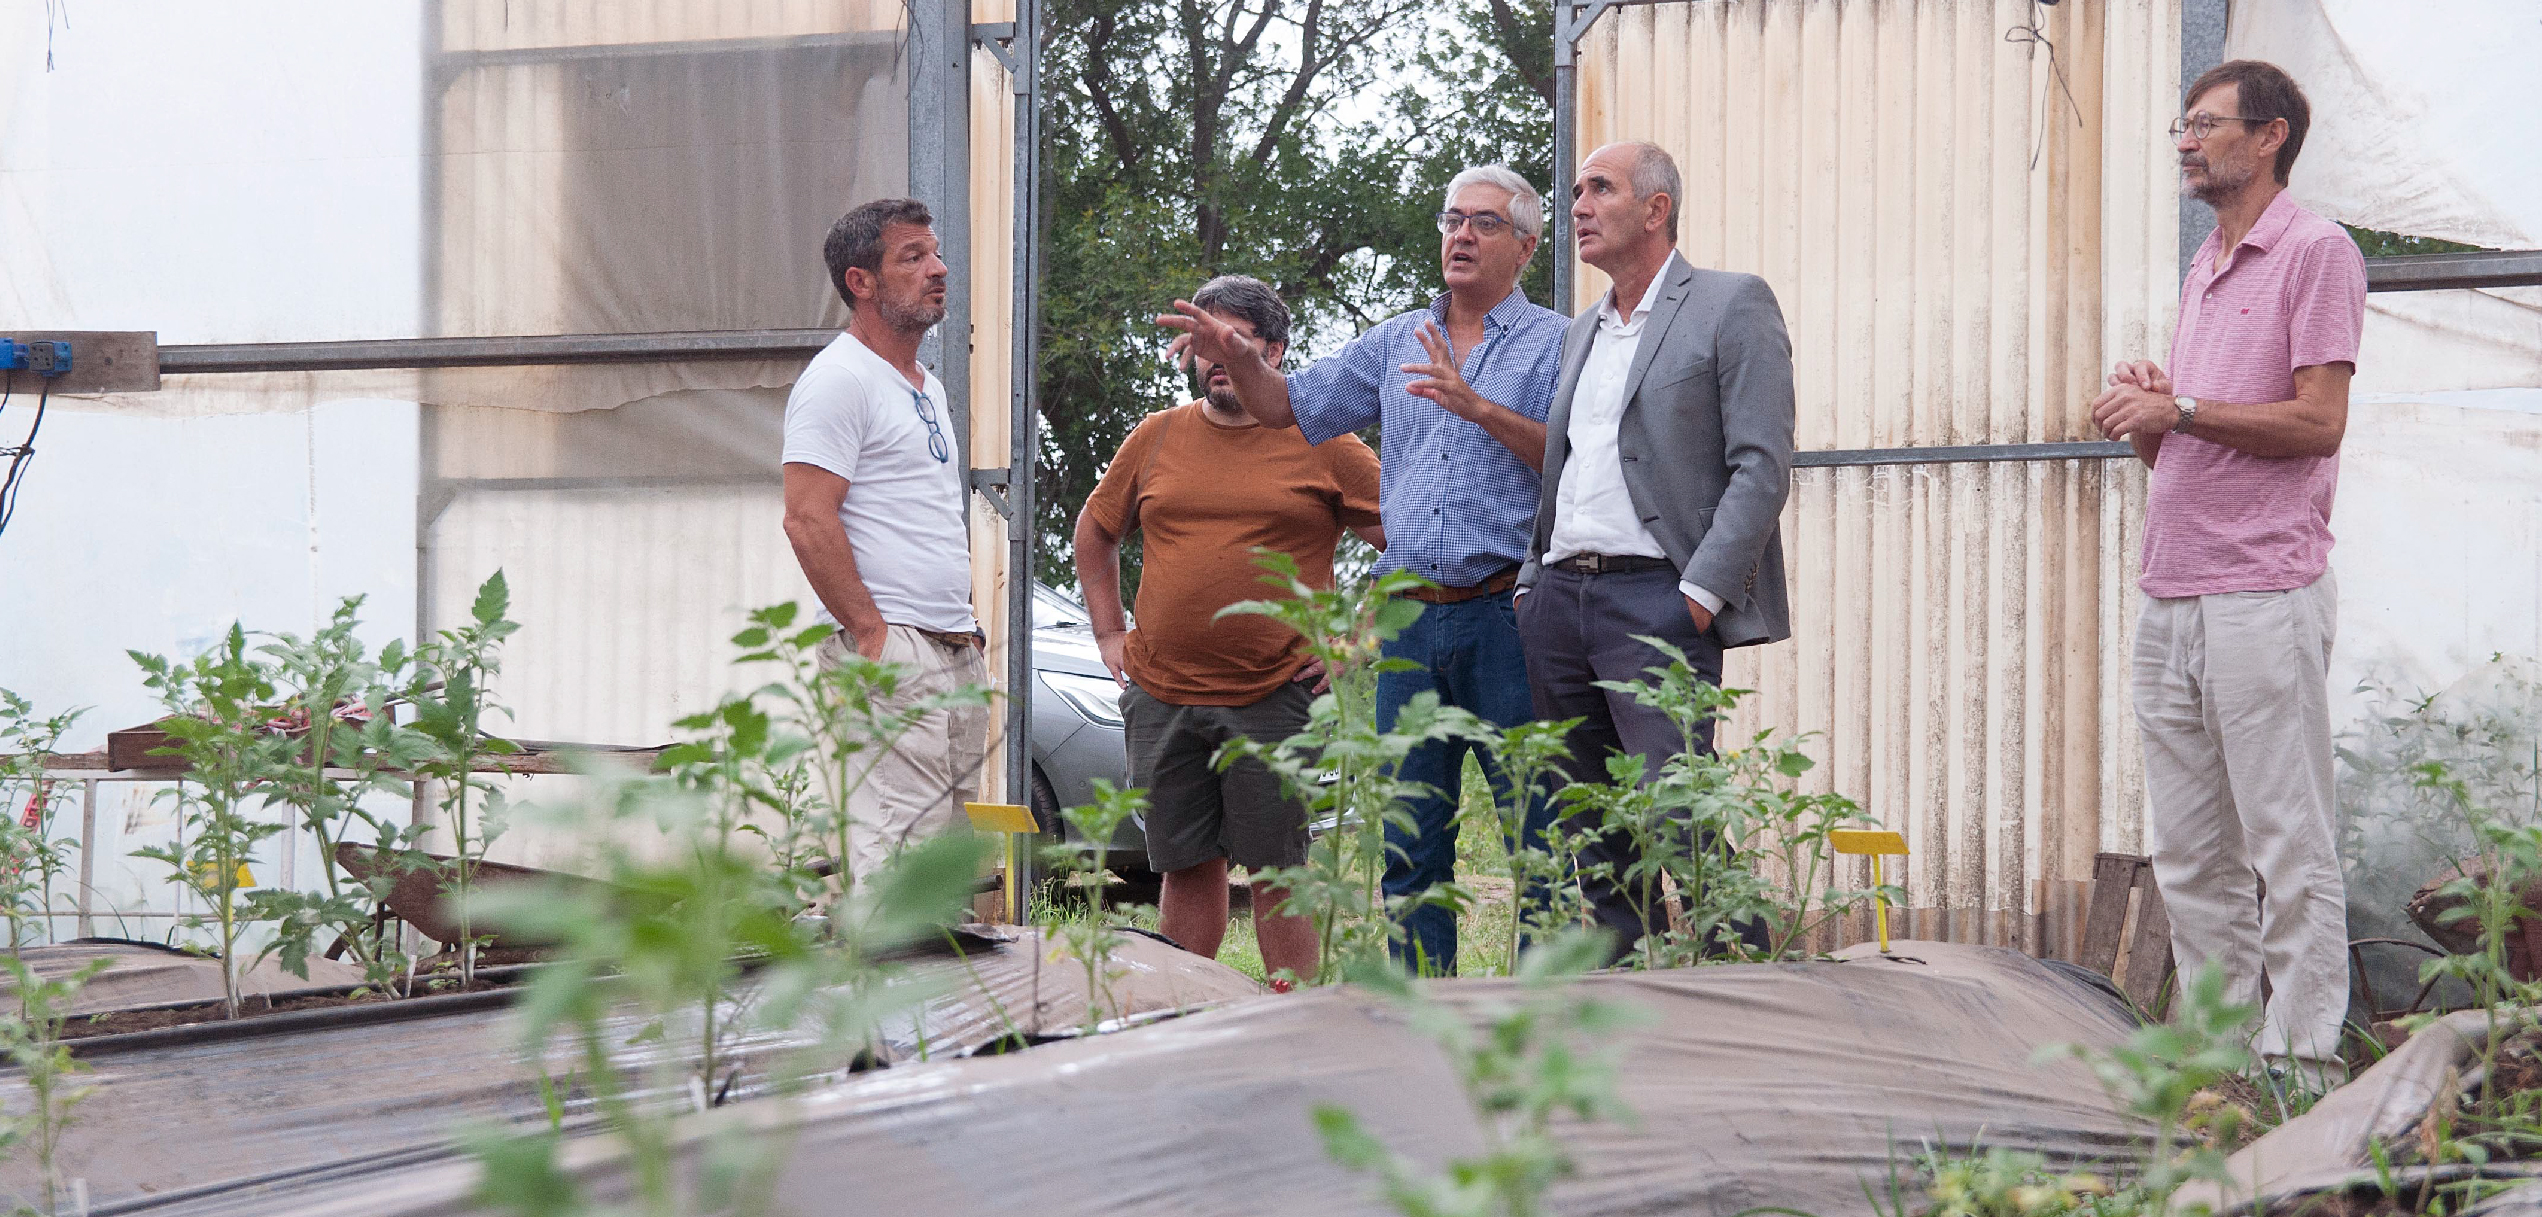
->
[1402, 322, 1487, 421]
[1156, 300, 1260, 373]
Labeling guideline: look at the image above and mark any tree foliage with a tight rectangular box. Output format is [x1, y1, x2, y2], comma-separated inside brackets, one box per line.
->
[1036, 0, 1554, 588]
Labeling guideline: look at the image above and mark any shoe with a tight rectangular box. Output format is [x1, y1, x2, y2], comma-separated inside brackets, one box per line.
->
[2263, 1054, 2349, 1095]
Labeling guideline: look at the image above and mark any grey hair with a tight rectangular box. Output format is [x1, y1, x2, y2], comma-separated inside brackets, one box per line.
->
[1616, 142, 1683, 244]
[1442, 163, 1546, 242]
[1191, 274, 1292, 350]
[824, 197, 934, 308]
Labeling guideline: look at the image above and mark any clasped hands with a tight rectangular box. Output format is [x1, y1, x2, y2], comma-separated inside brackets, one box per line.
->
[2091, 359, 2180, 441]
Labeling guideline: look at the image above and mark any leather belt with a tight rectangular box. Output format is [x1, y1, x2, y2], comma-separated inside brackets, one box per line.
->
[1550, 552, 1675, 576]
[1402, 568, 1520, 604]
[914, 627, 986, 650]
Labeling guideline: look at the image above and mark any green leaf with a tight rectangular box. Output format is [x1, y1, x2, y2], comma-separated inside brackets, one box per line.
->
[471, 570, 511, 626]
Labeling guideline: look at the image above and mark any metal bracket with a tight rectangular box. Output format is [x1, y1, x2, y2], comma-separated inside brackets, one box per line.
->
[970, 22, 1019, 75]
[970, 466, 1015, 519]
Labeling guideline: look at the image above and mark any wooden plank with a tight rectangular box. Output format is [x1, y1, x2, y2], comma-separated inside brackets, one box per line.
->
[2, 330, 160, 395]
[2120, 867, 2177, 1015]
[2079, 852, 2145, 975]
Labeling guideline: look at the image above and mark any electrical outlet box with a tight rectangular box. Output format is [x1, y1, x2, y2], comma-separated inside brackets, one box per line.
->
[0, 338, 74, 377]
[0, 331, 159, 394]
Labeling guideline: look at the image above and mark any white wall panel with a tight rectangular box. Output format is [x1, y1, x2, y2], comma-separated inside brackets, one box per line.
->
[426, 486, 812, 747]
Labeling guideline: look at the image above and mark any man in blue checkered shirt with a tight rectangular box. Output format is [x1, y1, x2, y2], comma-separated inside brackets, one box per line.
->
[1159, 164, 1569, 976]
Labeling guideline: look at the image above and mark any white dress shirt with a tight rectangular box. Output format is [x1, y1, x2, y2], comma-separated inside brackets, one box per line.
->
[1545, 252, 1725, 613]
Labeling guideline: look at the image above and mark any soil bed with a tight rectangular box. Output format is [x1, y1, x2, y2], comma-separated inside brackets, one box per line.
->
[59, 973, 522, 1040]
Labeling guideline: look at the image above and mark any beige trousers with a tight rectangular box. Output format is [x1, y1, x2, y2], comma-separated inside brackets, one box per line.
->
[2132, 573, 2348, 1065]
[818, 625, 991, 886]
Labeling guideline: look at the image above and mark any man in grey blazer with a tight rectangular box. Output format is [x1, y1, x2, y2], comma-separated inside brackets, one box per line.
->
[1514, 141, 1795, 958]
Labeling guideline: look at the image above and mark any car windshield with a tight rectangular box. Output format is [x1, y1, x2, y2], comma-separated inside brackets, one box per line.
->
[1033, 584, 1090, 630]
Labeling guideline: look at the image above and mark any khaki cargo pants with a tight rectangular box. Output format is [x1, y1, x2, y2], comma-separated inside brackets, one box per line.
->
[818, 624, 991, 885]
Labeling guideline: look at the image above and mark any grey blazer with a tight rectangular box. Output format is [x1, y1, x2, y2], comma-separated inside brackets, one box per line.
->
[1517, 254, 1796, 649]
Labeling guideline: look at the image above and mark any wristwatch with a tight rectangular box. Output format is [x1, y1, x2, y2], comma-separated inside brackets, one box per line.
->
[2171, 395, 2198, 434]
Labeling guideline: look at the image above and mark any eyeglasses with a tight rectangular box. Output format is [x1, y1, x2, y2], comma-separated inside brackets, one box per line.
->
[909, 388, 950, 463]
[1436, 210, 1516, 238]
[2169, 113, 2267, 139]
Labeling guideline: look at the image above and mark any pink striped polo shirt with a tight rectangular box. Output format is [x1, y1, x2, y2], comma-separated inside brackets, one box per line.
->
[2139, 191, 2366, 598]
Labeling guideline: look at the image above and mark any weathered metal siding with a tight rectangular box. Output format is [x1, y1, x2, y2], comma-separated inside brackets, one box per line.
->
[1577, 0, 2177, 953]
[439, 0, 904, 52]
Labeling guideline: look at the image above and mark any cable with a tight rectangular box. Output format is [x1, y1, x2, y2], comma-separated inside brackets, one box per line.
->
[0, 370, 50, 539]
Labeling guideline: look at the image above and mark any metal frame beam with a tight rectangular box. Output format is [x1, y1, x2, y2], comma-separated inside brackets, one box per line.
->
[2367, 249, 2542, 293]
[2179, 0, 2230, 281]
[161, 329, 837, 374]
[910, 0, 974, 466]
[1004, 0, 1046, 897]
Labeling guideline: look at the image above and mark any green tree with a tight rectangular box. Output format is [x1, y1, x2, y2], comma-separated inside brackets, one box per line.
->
[1036, 0, 1555, 589]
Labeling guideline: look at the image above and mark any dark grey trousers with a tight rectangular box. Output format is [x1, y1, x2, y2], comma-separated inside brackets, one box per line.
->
[1516, 566, 1765, 960]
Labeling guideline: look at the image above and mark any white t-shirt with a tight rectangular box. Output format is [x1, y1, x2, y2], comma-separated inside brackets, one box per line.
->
[781, 332, 977, 634]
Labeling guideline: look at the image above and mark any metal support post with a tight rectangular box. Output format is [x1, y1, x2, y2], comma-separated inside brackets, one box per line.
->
[2178, 0, 2229, 281]
[76, 777, 96, 940]
[1006, 0, 1044, 900]
[1552, 1, 1582, 315]
[1551, 0, 1665, 316]
[910, 0, 975, 466]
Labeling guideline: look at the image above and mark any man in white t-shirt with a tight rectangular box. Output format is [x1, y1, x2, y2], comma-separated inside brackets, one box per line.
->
[781, 197, 988, 885]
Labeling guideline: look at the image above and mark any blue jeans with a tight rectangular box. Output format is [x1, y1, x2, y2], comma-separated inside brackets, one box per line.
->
[1378, 588, 1556, 976]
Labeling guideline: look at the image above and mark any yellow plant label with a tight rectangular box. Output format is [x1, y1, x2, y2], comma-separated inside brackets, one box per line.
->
[964, 802, 1039, 834]
[190, 860, 257, 888]
[1829, 829, 1908, 857]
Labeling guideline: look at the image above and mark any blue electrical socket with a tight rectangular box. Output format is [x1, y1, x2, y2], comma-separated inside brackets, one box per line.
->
[0, 338, 72, 377]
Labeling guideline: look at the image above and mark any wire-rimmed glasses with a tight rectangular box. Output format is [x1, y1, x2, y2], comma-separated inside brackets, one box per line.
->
[2168, 113, 2265, 140]
[1436, 210, 1513, 238]
[909, 388, 950, 463]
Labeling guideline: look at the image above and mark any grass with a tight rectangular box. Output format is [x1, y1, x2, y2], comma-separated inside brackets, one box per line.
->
[1132, 754, 1520, 982]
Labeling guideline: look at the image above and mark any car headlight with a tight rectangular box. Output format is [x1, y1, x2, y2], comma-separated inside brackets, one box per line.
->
[1042, 670, 1126, 728]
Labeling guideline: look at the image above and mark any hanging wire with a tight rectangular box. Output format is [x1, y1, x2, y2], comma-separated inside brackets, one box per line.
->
[0, 370, 51, 539]
[2005, 0, 2086, 172]
[44, 0, 70, 71]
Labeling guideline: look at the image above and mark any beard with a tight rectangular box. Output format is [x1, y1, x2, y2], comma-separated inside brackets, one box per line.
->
[877, 289, 947, 334]
[1205, 380, 1242, 412]
[2182, 154, 2256, 205]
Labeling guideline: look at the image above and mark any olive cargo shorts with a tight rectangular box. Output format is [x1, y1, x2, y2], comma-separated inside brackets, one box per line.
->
[1121, 681, 1313, 874]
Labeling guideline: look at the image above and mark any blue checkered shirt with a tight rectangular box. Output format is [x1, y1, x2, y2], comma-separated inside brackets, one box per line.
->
[1288, 287, 1570, 587]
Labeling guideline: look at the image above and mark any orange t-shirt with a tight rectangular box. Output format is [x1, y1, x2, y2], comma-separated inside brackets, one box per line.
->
[1081, 402, 1381, 705]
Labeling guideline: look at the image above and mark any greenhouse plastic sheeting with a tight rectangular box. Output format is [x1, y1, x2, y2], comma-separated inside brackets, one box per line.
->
[2228, 0, 2542, 252]
[2177, 1008, 2504, 1213]
[0, 940, 370, 1017]
[0, 928, 1254, 1211]
[2, 2, 909, 416]
[117, 942, 2149, 1217]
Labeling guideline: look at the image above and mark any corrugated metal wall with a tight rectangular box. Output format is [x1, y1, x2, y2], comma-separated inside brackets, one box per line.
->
[439, 0, 904, 51]
[420, 1, 933, 756]
[1576, 0, 2176, 955]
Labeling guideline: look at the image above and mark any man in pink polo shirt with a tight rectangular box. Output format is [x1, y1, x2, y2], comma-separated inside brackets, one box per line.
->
[2091, 59, 2366, 1086]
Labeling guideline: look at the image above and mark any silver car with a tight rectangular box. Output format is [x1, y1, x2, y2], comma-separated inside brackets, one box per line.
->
[1028, 584, 1150, 874]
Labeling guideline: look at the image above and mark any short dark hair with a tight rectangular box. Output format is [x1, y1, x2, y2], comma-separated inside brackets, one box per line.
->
[823, 198, 935, 308]
[1190, 274, 1291, 350]
[2186, 59, 2311, 185]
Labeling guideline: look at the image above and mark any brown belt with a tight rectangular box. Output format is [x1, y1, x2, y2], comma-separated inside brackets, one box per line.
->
[1401, 568, 1520, 604]
[914, 627, 986, 650]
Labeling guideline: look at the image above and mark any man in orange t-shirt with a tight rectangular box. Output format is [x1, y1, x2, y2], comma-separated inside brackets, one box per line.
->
[1075, 275, 1384, 984]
